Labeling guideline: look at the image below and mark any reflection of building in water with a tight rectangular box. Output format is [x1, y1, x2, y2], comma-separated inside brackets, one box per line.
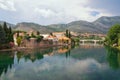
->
[43, 46, 71, 57]
[0, 52, 14, 77]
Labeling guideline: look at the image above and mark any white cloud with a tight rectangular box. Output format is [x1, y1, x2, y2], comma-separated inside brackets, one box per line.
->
[34, 8, 57, 18]
[0, 0, 16, 11]
[0, 0, 114, 24]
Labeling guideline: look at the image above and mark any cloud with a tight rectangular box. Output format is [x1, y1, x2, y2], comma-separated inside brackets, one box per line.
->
[0, 0, 16, 11]
[34, 8, 57, 18]
[0, 0, 118, 24]
[0, 56, 108, 80]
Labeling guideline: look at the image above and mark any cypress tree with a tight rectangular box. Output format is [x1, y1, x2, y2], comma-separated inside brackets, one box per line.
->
[0, 25, 6, 44]
[8, 27, 13, 42]
[68, 31, 71, 38]
[3, 22, 9, 34]
[3, 22, 9, 43]
[66, 29, 69, 37]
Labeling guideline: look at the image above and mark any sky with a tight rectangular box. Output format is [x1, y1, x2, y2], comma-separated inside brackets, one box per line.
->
[0, 0, 120, 25]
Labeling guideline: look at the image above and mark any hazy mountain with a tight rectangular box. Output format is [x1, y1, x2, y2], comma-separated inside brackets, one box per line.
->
[67, 20, 102, 33]
[2, 16, 120, 34]
[14, 22, 55, 33]
[93, 16, 120, 33]
[0, 21, 15, 27]
[94, 16, 120, 28]
[47, 24, 67, 31]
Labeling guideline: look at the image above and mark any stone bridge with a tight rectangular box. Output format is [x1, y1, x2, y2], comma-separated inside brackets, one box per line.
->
[80, 39, 103, 45]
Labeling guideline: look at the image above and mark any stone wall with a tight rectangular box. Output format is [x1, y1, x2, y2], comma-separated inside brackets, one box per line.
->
[21, 38, 53, 48]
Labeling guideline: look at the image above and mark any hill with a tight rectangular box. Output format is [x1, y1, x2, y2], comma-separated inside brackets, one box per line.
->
[2, 16, 120, 34]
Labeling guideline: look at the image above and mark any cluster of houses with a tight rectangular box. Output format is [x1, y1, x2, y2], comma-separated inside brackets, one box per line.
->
[13, 30, 71, 48]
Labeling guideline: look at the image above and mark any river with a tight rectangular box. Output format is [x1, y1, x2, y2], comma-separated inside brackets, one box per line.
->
[0, 45, 120, 80]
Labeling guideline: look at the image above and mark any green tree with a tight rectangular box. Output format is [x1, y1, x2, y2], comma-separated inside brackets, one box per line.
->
[36, 36, 43, 42]
[3, 22, 8, 42]
[0, 25, 6, 44]
[37, 31, 40, 35]
[50, 33, 53, 36]
[3, 22, 8, 34]
[65, 29, 69, 37]
[8, 27, 13, 42]
[68, 31, 71, 38]
[17, 36, 22, 46]
[118, 33, 120, 46]
[2, 22, 13, 43]
[31, 32, 36, 38]
[107, 24, 120, 46]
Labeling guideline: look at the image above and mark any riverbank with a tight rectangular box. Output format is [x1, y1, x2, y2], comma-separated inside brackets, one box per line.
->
[0, 44, 70, 52]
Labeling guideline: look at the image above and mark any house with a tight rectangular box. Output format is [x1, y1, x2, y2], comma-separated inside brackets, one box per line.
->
[13, 31, 71, 48]
[52, 32, 71, 45]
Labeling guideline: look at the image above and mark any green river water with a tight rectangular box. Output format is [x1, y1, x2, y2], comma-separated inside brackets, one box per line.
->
[0, 45, 120, 80]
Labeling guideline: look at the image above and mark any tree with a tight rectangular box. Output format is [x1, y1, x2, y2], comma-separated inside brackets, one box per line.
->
[17, 36, 22, 46]
[3, 22, 8, 34]
[0, 25, 6, 44]
[7, 27, 13, 42]
[50, 33, 53, 36]
[68, 31, 71, 38]
[65, 29, 69, 37]
[2, 22, 13, 43]
[36, 36, 43, 42]
[37, 31, 40, 35]
[31, 32, 36, 38]
[107, 24, 120, 46]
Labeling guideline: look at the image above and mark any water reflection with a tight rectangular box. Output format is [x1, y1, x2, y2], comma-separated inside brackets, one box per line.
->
[0, 51, 14, 77]
[0, 46, 72, 77]
[1, 45, 120, 80]
[106, 46, 120, 69]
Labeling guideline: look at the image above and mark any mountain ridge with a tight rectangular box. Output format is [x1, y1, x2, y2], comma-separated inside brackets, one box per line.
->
[1, 16, 120, 34]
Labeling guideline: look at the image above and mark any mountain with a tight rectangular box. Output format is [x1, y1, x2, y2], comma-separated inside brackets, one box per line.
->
[14, 22, 56, 33]
[0, 21, 15, 27]
[93, 16, 120, 33]
[47, 24, 67, 31]
[2, 16, 120, 34]
[67, 20, 102, 33]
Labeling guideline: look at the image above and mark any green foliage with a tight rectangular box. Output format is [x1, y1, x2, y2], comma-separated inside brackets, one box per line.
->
[106, 46, 120, 69]
[68, 31, 71, 38]
[37, 31, 40, 35]
[65, 29, 71, 38]
[36, 36, 43, 42]
[1, 22, 13, 43]
[24, 34, 31, 41]
[0, 25, 6, 44]
[31, 33, 36, 38]
[50, 33, 53, 36]
[17, 36, 22, 46]
[107, 24, 120, 46]
[65, 29, 69, 37]
[0, 23, 14, 49]
[72, 37, 79, 42]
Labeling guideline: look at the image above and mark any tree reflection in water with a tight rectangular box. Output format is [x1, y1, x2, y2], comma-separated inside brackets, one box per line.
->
[0, 51, 14, 77]
[0, 46, 72, 77]
[106, 46, 120, 69]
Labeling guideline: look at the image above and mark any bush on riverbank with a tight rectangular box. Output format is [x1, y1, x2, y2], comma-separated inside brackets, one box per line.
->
[105, 24, 120, 47]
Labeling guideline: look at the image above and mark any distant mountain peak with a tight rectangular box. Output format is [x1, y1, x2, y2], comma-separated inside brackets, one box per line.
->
[1, 16, 120, 34]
